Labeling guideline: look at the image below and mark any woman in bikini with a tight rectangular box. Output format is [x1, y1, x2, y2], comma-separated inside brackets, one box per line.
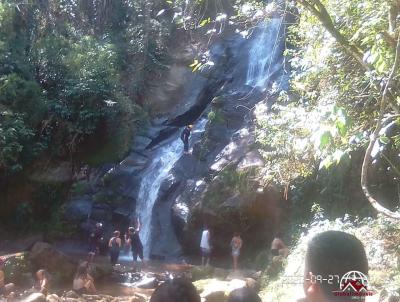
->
[231, 232, 243, 271]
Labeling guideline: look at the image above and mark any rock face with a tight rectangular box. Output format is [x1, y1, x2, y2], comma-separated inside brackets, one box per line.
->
[29, 242, 77, 283]
[64, 10, 288, 262]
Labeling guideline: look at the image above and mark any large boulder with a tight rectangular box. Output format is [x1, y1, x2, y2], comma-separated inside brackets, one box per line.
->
[193, 278, 247, 302]
[46, 294, 62, 302]
[29, 242, 77, 283]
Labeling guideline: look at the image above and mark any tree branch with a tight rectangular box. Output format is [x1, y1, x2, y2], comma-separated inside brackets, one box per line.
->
[297, 0, 400, 114]
[360, 33, 400, 220]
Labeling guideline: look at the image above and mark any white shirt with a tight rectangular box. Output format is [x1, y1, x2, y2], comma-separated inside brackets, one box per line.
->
[200, 229, 210, 249]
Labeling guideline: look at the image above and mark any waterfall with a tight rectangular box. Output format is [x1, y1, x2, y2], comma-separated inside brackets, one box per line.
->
[136, 119, 207, 259]
[246, 17, 284, 88]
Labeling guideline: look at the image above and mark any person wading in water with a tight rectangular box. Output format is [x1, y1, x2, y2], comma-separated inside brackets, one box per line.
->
[181, 125, 193, 155]
[108, 230, 122, 266]
[127, 218, 144, 271]
[87, 222, 104, 263]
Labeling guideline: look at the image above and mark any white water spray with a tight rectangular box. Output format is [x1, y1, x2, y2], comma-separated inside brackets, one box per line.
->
[136, 119, 207, 259]
[246, 18, 283, 88]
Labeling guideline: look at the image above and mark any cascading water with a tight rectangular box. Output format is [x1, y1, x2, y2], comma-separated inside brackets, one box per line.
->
[246, 17, 284, 88]
[136, 119, 207, 259]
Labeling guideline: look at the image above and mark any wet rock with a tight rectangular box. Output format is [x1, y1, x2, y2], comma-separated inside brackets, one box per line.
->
[159, 174, 180, 198]
[194, 278, 247, 301]
[245, 278, 259, 291]
[91, 203, 112, 221]
[212, 268, 230, 280]
[88, 262, 113, 280]
[29, 242, 77, 283]
[237, 150, 265, 171]
[136, 275, 157, 289]
[191, 266, 215, 281]
[132, 136, 152, 151]
[203, 291, 225, 302]
[46, 294, 62, 302]
[22, 293, 46, 302]
[65, 291, 80, 299]
[117, 153, 149, 174]
[64, 197, 92, 221]
[210, 128, 252, 173]
[0, 234, 44, 253]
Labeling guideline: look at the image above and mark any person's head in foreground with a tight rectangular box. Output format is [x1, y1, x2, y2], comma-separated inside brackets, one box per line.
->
[304, 231, 368, 302]
[227, 287, 261, 302]
[150, 278, 200, 302]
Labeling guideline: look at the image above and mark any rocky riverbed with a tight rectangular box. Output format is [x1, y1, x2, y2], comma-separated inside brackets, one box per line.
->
[1, 241, 263, 302]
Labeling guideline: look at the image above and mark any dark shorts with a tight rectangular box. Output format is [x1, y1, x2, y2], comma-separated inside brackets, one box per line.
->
[183, 140, 189, 152]
[132, 246, 144, 261]
[0, 286, 5, 296]
[201, 248, 211, 257]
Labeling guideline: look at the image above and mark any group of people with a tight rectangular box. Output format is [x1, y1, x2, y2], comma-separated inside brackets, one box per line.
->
[200, 226, 288, 271]
[87, 220, 144, 268]
[0, 230, 371, 302]
[0, 259, 94, 299]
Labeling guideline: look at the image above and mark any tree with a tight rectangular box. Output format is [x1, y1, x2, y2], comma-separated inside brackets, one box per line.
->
[295, 0, 400, 219]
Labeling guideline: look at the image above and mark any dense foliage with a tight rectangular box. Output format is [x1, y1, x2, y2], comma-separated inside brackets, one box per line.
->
[254, 0, 400, 217]
[0, 0, 176, 176]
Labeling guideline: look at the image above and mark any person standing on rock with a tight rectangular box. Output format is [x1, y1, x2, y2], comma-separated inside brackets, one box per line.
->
[87, 222, 104, 263]
[181, 125, 193, 155]
[109, 230, 122, 266]
[200, 225, 211, 266]
[231, 232, 243, 270]
[270, 232, 289, 258]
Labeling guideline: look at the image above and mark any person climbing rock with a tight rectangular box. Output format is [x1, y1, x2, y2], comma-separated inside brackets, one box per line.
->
[270, 232, 289, 258]
[0, 258, 15, 299]
[127, 219, 144, 270]
[87, 222, 104, 263]
[200, 225, 211, 266]
[181, 125, 193, 154]
[230, 232, 243, 270]
[108, 230, 122, 266]
[301, 231, 369, 302]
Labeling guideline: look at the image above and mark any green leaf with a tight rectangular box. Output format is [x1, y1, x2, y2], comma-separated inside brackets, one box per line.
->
[379, 136, 390, 145]
[199, 18, 211, 27]
[318, 131, 332, 149]
[319, 155, 334, 170]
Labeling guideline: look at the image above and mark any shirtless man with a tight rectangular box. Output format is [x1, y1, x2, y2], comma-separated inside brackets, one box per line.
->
[0, 258, 15, 299]
[270, 233, 289, 257]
